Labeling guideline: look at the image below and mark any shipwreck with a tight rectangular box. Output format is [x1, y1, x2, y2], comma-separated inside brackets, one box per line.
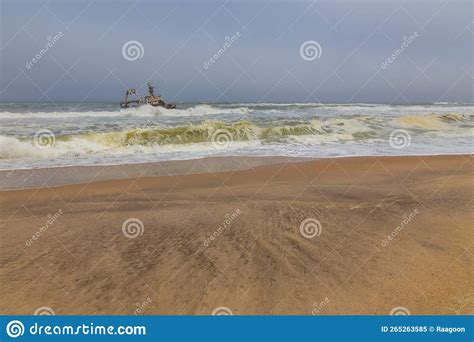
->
[120, 82, 176, 109]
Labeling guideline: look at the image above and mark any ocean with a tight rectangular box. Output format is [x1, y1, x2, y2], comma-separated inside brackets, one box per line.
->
[0, 102, 472, 170]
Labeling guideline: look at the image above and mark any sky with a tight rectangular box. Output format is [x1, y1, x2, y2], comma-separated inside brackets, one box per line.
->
[0, 0, 472, 103]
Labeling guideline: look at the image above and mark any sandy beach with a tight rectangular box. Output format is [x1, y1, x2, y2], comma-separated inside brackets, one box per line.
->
[0, 155, 472, 315]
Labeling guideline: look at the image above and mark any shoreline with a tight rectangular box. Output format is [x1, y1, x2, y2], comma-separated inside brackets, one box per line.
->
[0, 154, 472, 315]
[1, 153, 471, 191]
[0, 156, 311, 191]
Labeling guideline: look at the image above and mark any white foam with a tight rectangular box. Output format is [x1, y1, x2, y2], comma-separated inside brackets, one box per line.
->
[1, 103, 472, 170]
[153, 104, 250, 117]
[0, 104, 250, 119]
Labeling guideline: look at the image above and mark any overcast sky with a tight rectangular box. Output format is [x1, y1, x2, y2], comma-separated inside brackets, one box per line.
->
[0, 0, 472, 103]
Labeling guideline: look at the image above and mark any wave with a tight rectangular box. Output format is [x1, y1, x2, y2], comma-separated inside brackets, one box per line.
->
[0, 118, 372, 160]
[154, 104, 249, 117]
[2, 102, 473, 119]
[0, 113, 471, 162]
[98, 119, 372, 146]
[396, 113, 469, 130]
[0, 104, 250, 119]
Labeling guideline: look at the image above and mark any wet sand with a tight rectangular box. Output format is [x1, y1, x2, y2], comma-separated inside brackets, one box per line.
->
[0, 156, 309, 190]
[0, 155, 472, 315]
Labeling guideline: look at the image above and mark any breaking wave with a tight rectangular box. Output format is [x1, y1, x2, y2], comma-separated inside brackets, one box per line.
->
[1, 113, 471, 162]
[2, 103, 473, 119]
[0, 104, 250, 119]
